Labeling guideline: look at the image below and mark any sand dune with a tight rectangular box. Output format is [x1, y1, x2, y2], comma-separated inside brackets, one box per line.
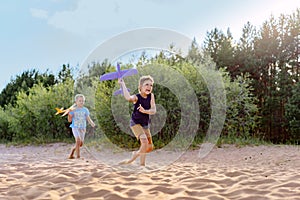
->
[0, 143, 299, 200]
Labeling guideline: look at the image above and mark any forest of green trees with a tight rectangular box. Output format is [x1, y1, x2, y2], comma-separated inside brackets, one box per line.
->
[0, 9, 299, 147]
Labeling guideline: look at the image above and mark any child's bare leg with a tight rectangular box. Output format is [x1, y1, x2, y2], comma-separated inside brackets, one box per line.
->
[119, 134, 148, 165]
[69, 146, 76, 159]
[76, 139, 81, 158]
[120, 151, 140, 164]
[140, 153, 146, 166]
[145, 129, 154, 153]
[139, 135, 148, 166]
[126, 134, 147, 165]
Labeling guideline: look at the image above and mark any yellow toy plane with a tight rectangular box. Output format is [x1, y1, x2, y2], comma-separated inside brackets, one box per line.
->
[55, 104, 76, 116]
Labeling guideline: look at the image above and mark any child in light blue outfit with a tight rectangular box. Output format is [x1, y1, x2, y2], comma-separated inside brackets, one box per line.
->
[68, 94, 95, 159]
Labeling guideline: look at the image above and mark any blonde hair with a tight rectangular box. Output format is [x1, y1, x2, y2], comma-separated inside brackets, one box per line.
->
[74, 94, 85, 102]
[138, 75, 154, 92]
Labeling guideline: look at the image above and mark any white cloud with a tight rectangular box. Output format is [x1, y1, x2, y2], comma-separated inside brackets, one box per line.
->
[30, 8, 48, 19]
[45, 0, 197, 39]
[47, 0, 135, 37]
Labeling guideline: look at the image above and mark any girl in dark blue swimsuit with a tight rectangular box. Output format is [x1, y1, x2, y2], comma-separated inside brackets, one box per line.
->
[118, 75, 156, 166]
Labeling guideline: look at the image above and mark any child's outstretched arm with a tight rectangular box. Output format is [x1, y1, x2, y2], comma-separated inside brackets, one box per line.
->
[118, 78, 137, 103]
[87, 115, 95, 127]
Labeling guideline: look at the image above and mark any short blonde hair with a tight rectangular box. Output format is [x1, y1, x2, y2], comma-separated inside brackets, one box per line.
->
[138, 75, 154, 92]
[74, 94, 85, 102]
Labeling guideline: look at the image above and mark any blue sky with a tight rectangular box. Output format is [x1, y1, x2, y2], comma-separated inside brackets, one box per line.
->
[0, 0, 299, 91]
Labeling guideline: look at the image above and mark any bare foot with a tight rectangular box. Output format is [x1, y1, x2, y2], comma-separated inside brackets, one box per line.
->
[118, 160, 130, 165]
[69, 156, 75, 159]
[119, 151, 139, 165]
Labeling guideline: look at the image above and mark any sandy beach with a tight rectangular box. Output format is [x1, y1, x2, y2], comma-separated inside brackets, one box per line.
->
[0, 143, 299, 200]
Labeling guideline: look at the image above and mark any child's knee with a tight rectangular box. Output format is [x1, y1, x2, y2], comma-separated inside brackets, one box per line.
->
[76, 139, 83, 146]
[139, 134, 148, 144]
[140, 134, 153, 153]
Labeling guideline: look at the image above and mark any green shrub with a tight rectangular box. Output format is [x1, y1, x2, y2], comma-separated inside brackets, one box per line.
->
[7, 79, 74, 143]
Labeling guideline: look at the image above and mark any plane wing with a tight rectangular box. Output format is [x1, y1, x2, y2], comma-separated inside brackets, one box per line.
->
[99, 71, 119, 81]
[55, 104, 76, 116]
[55, 107, 64, 115]
[100, 68, 138, 81]
[119, 68, 138, 78]
[61, 109, 71, 116]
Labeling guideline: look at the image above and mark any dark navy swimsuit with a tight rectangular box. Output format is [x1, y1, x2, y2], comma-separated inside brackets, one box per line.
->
[131, 93, 151, 128]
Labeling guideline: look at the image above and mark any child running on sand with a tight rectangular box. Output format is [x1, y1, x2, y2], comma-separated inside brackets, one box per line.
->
[68, 94, 95, 159]
[118, 75, 156, 166]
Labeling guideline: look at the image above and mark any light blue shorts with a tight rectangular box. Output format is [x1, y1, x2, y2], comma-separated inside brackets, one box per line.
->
[72, 128, 86, 141]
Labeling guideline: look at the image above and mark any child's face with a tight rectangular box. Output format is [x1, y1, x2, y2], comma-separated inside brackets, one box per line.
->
[76, 96, 85, 107]
[140, 80, 153, 95]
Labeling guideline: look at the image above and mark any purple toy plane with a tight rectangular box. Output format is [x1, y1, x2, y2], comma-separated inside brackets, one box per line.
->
[99, 63, 138, 95]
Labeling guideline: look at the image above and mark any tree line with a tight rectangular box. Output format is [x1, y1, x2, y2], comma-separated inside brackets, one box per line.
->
[201, 8, 300, 143]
